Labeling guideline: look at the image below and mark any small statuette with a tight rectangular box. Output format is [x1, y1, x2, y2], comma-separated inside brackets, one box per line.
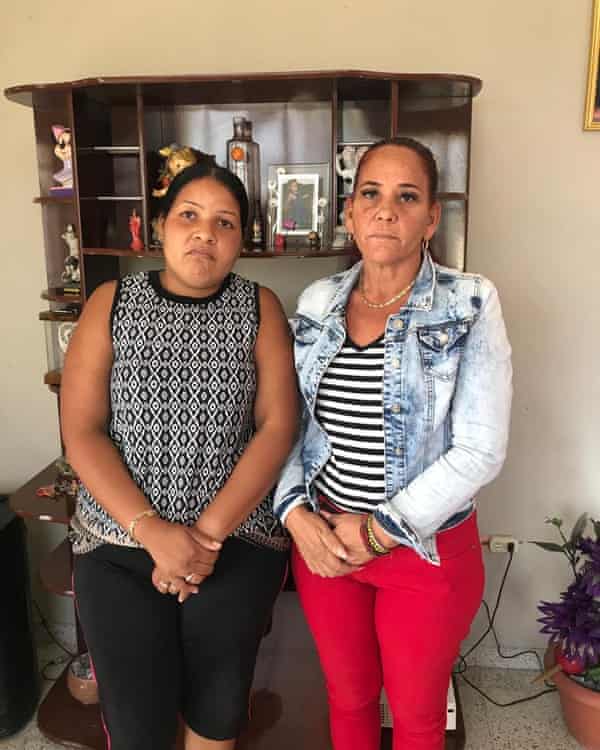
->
[274, 233, 286, 253]
[307, 230, 320, 250]
[61, 224, 80, 288]
[129, 209, 144, 252]
[152, 144, 214, 198]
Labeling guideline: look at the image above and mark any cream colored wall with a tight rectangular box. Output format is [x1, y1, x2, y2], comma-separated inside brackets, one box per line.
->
[2, 1, 599, 644]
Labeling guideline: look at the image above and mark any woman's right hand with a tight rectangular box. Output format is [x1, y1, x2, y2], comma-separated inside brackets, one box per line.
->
[135, 516, 222, 583]
[285, 505, 358, 577]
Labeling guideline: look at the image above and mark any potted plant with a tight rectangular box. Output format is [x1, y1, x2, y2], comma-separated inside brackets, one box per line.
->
[533, 514, 600, 748]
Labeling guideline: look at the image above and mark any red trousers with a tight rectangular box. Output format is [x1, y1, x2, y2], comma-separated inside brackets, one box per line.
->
[292, 512, 484, 750]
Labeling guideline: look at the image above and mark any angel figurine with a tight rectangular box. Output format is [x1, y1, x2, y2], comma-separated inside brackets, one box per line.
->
[61, 224, 80, 285]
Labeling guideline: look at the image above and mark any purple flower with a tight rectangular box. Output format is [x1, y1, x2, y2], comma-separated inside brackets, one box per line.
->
[536, 516, 600, 672]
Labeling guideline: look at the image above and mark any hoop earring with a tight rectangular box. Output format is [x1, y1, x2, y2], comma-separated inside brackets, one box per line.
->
[421, 239, 430, 253]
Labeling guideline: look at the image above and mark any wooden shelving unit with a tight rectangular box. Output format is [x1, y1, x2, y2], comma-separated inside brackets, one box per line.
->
[6, 69, 478, 749]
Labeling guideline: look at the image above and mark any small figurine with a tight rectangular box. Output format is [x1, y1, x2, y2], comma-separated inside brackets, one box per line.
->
[335, 145, 368, 195]
[274, 233, 286, 253]
[129, 209, 144, 252]
[152, 144, 215, 198]
[61, 224, 80, 285]
[307, 230, 320, 250]
[50, 125, 73, 194]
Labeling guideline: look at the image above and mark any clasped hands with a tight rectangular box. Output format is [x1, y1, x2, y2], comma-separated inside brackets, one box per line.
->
[286, 506, 394, 578]
[135, 517, 222, 603]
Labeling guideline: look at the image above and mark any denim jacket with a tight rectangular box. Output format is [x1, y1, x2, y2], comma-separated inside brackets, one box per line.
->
[273, 252, 512, 565]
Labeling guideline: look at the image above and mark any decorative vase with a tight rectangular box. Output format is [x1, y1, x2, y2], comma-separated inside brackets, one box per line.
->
[66, 653, 99, 705]
[545, 647, 600, 749]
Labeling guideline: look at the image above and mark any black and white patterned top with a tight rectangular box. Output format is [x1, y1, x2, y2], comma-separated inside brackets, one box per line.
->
[314, 335, 386, 512]
[70, 271, 288, 554]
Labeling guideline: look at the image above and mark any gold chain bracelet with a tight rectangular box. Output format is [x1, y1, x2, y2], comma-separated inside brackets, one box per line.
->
[127, 508, 158, 541]
[366, 514, 389, 556]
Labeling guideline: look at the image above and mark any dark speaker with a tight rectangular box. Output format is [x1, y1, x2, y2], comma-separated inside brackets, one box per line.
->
[0, 496, 40, 738]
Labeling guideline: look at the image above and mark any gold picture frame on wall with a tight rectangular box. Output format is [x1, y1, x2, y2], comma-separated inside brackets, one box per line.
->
[584, 0, 600, 130]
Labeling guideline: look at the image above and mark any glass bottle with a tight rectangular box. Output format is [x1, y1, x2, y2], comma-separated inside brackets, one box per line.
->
[250, 198, 264, 251]
[226, 116, 248, 195]
[241, 119, 261, 207]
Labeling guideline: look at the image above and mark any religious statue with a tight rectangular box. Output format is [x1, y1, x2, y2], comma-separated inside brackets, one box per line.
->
[129, 209, 144, 252]
[61, 224, 80, 285]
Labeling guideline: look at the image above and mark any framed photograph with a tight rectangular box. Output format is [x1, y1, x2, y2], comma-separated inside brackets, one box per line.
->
[267, 163, 330, 248]
[277, 173, 319, 234]
[584, 0, 600, 130]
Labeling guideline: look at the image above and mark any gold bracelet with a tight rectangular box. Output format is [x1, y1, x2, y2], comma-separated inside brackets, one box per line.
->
[366, 514, 389, 556]
[127, 509, 158, 541]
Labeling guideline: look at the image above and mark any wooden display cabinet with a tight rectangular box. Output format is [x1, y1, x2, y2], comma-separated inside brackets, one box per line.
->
[6, 70, 479, 749]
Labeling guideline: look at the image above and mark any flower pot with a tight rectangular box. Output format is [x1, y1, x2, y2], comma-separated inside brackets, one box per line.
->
[545, 647, 600, 750]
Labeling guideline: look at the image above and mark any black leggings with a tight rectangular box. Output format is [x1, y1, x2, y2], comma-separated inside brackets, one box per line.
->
[73, 537, 287, 750]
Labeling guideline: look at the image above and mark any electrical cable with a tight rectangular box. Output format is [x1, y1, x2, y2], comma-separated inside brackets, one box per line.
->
[453, 544, 558, 707]
[33, 598, 76, 658]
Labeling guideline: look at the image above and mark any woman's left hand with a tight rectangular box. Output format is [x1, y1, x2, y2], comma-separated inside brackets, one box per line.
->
[152, 565, 199, 603]
[320, 511, 374, 566]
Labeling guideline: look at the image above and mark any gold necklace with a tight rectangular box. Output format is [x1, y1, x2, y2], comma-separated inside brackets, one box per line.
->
[358, 275, 416, 309]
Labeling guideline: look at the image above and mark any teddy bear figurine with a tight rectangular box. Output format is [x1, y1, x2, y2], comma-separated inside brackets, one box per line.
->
[151, 144, 215, 198]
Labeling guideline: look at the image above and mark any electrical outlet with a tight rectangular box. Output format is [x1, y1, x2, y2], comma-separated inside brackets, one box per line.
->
[488, 535, 518, 553]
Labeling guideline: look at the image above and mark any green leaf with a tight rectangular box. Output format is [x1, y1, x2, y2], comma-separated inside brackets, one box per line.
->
[570, 513, 589, 544]
[530, 541, 565, 553]
[586, 666, 600, 681]
[544, 517, 563, 528]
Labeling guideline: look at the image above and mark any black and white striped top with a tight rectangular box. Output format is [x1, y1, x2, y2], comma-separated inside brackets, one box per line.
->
[314, 335, 386, 512]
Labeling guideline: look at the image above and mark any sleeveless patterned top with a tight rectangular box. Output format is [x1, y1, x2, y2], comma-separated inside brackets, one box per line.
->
[70, 271, 288, 554]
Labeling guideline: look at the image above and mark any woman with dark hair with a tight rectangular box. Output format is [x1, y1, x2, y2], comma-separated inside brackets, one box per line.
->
[62, 161, 298, 750]
[274, 137, 512, 750]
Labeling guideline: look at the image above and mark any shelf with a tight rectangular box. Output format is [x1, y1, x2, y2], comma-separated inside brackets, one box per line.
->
[9, 460, 73, 525]
[39, 310, 80, 322]
[79, 195, 143, 201]
[240, 248, 355, 259]
[78, 145, 140, 154]
[37, 666, 105, 750]
[33, 195, 74, 205]
[42, 289, 82, 304]
[41, 538, 74, 597]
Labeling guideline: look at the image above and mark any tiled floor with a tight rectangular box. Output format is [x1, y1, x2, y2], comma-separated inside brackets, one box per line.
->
[0, 644, 582, 749]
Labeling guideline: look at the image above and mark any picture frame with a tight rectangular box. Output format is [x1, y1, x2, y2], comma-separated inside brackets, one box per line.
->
[267, 163, 329, 248]
[584, 0, 600, 130]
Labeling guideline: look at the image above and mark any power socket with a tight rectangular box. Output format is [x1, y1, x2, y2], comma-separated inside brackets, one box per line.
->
[488, 535, 518, 553]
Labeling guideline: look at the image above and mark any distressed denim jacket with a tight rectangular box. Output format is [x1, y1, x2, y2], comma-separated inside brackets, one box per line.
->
[273, 252, 512, 565]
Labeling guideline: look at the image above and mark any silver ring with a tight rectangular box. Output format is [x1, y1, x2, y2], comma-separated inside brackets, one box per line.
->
[184, 574, 195, 583]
